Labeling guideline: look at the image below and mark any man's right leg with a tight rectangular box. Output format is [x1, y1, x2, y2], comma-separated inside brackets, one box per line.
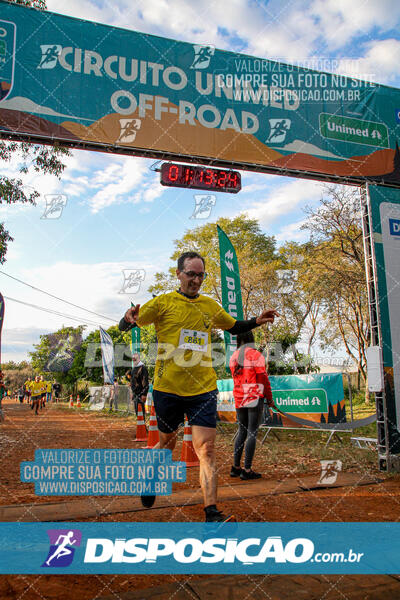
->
[140, 430, 177, 508]
[140, 389, 182, 509]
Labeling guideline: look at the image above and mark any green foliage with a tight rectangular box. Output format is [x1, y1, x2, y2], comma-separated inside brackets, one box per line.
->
[29, 325, 85, 385]
[137, 324, 157, 380]
[73, 325, 129, 386]
[14, 0, 47, 7]
[0, 0, 70, 263]
[148, 214, 321, 377]
[149, 214, 278, 312]
[300, 185, 369, 396]
[2, 360, 31, 371]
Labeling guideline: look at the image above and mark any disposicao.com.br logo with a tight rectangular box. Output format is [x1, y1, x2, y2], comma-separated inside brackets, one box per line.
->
[81, 536, 362, 565]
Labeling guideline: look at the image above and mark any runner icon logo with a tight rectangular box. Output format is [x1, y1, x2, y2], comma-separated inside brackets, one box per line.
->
[191, 195, 216, 219]
[190, 45, 215, 69]
[267, 119, 291, 144]
[119, 269, 146, 294]
[318, 460, 342, 485]
[117, 118, 142, 144]
[276, 269, 298, 294]
[37, 45, 61, 69]
[42, 529, 82, 567]
[41, 194, 67, 219]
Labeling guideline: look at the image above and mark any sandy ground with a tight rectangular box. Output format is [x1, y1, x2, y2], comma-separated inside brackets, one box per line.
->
[1, 398, 399, 600]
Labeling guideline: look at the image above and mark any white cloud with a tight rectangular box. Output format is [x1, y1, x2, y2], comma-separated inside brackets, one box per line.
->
[0, 148, 165, 213]
[45, 0, 400, 69]
[310, 0, 400, 51]
[87, 157, 159, 212]
[244, 179, 324, 227]
[2, 260, 162, 356]
[275, 219, 309, 244]
[46, 0, 112, 25]
[337, 39, 400, 85]
[3, 327, 50, 363]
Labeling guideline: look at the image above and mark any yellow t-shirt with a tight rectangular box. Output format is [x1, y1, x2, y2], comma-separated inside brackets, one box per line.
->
[31, 381, 43, 397]
[136, 291, 236, 396]
[46, 382, 52, 393]
[25, 380, 31, 392]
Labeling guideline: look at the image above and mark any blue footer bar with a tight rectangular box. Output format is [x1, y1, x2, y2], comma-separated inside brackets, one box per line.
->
[0, 522, 398, 574]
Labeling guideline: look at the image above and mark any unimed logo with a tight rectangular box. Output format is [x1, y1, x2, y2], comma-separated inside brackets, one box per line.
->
[83, 536, 314, 564]
[389, 218, 400, 236]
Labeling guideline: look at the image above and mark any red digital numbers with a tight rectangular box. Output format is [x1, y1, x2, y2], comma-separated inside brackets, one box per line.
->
[168, 165, 179, 182]
[161, 163, 241, 193]
[217, 171, 227, 187]
[227, 172, 238, 186]
[204, 169, 213, 185]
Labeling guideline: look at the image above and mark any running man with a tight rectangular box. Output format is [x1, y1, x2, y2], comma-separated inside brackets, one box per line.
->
[119, 251, 279, 522]
[17, 387, 24, 404]
[30, 376, 42, 415]
[46, 379, 52, 404]
[40, 375, 46, 409]
[24, 378, 32, 405]
[38, 45, 59, 68]
[45, 531, 77, 566]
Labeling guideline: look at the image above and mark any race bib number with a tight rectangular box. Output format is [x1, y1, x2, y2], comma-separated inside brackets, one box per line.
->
[179, 329, 208, 352]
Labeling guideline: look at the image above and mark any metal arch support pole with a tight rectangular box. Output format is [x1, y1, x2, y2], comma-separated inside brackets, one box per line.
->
[360, 185, 391, 471]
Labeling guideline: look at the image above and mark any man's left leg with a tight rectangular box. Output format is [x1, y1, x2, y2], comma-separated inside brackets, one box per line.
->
[191, 426, 217, 507]
[192, 425, 234, 522]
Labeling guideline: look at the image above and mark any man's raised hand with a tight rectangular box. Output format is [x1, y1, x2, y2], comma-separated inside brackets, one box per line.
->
[124, 304, 140, 324]
[256, 309, 280, 325]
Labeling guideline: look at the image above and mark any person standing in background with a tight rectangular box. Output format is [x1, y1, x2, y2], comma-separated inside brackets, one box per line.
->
[46, 380, 52, 404]
[127, 353, 149, 417]
[110, 377, 119, 411]
[52, 382, 61, 403]
[229, 331, 275, 480]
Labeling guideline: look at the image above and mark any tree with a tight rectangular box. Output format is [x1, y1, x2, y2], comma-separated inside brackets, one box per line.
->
[66, 326, 132, 386]
[301, 185, 370, 398]
[149, 214, 278, 312]
[276, 241, 323, 366]
[149, 215, 319, 375]
[0, 0, 70, 263]
[29, 325, 86, 384]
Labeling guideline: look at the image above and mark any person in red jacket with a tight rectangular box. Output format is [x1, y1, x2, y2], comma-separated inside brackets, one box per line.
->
[229, 331, 274, 480]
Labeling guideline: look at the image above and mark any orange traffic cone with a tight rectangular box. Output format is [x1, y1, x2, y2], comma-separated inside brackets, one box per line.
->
[76, 395, 81, 408]
[145, 404, 159, 448]
[180, 418, 199, 467]
[134, 404, 148, 441]
[69, 395, 74, 408]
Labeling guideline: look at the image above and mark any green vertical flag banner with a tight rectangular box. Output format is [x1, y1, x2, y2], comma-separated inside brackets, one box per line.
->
[131, 327, 141, 354]
[130, 303, 141, 356]
[217, 226, 243, 370]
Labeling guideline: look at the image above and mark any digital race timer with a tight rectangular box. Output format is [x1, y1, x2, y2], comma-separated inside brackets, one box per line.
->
[160, 163, 241, 194]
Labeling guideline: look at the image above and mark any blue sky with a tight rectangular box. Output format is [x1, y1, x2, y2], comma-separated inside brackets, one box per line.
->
[2, 0, 400, 362]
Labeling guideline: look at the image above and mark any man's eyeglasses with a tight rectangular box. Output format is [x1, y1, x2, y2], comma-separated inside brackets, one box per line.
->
[181, 271, 208, 280]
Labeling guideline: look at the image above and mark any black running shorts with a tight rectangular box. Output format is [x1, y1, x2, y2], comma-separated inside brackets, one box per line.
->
[152, 389, 218, 433]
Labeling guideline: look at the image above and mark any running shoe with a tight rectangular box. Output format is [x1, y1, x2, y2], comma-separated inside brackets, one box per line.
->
[141, 495, 156, 508]
[205, 507, 235, 523]
[230, 465, 243, 478]
[240, 469, 262, 480]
